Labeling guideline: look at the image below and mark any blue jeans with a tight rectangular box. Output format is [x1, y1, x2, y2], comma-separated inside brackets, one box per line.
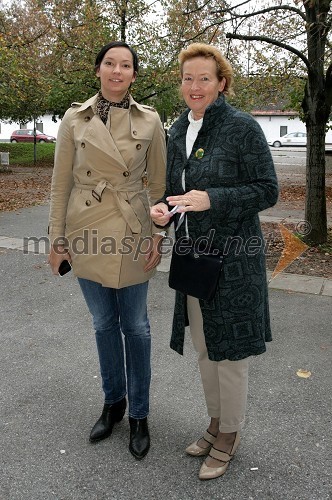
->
[78, 278, 151, 419]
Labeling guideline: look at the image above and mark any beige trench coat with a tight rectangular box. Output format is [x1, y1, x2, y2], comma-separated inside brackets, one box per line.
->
[49, 94, 166, 288]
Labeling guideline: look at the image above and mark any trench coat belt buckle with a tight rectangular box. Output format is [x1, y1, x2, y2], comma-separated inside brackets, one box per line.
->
[92, 180, 107, 203]
[91, 179, 142, 201]
[91, 180, 142, 234]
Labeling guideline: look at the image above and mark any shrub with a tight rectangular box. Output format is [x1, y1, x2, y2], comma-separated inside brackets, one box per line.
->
[0, 143, 55, 166]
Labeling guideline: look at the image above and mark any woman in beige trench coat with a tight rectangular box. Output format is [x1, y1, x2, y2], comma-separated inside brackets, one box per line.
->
[48, 41, 166, 460]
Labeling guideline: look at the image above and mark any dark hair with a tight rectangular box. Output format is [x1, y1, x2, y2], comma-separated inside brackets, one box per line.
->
[94, 41, 139, 74]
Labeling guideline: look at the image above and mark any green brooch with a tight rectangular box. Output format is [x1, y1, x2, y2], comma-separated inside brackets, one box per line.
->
[195, 148, 204, 159]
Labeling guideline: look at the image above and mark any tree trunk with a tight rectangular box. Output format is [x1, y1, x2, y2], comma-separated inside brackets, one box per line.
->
[302, 1, 330, 244]
[305, 121, 327, 244]
[120, 4, 127, 42]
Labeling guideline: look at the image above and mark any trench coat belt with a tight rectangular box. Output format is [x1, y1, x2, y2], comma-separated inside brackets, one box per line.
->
[76, 179, 144, 234]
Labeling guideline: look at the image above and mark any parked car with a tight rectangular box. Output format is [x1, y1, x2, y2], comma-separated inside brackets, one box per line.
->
[10, 129, 56, 143]
[268, 132, 307, 148]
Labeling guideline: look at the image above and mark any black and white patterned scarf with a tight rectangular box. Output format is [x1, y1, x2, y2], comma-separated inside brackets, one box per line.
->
[96, 90, 130, 124]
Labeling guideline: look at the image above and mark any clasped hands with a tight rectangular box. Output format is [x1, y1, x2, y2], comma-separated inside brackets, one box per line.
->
[150, 190, 211, 226]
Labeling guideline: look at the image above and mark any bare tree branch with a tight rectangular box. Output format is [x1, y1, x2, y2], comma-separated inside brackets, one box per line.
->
[212, 4, 306, 22]
[5, 28, 51, 49]
[182, 0, 252, 19]
[226, 32, 310, 69]
[182, 0, 211, 16]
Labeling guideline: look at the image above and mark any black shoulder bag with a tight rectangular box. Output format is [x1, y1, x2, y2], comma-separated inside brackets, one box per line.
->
[168, 216, 243, 301]
[168, 236, 223, 301]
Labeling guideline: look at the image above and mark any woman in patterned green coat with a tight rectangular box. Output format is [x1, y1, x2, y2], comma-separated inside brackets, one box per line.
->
[151, 43, 278, 481]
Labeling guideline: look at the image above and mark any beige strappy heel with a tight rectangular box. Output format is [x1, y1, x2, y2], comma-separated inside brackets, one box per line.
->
[185, 430, 217, 457]
[199, 432, 240, 479]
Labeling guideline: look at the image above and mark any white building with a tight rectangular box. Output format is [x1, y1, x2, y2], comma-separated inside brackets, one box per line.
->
[252, 109, 332, 144]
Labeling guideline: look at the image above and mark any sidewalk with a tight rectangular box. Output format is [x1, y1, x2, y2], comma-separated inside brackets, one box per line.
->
[1, 204, 331, 297]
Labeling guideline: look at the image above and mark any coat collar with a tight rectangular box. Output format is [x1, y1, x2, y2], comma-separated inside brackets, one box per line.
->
[170, 94, 228, 139]
[71, 93, 155, 171]
[73, 93, 152, 115]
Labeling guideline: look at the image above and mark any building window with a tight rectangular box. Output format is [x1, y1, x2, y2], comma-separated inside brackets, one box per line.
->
[36, 122, 43, 132]
[280, 126, 287, 137]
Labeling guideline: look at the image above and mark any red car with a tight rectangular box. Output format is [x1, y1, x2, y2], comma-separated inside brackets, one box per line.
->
[10, 129, 56, 143]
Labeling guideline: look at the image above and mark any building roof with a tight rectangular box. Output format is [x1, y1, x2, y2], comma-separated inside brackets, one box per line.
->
[251, 110, 298, 116]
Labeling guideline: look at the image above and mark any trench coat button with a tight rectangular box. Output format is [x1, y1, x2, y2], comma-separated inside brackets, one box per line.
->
[136, 144, 142, 150]
[85, 200, 91, 206]
[81, 142, 86, 148]
[84, 116, 91, 122]
[87, 170, 91, 177]
[132, 130, 137, 135]
[123, 171, 130, 177]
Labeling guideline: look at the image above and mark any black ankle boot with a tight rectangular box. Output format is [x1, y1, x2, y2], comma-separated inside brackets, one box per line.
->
[89, 398, 126, 443]
[129, 417, 150, 460]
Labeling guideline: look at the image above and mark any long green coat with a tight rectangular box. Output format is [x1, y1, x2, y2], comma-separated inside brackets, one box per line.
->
[163, 95, 279, 361]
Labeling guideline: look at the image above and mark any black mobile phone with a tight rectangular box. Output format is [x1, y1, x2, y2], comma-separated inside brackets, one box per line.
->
[58, 260, 72, 276]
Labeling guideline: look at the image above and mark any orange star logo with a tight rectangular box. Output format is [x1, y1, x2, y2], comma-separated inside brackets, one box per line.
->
[270, 224, 309, 280]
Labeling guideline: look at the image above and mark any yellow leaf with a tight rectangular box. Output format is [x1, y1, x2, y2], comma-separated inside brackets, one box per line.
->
[296, 369, 312, 378]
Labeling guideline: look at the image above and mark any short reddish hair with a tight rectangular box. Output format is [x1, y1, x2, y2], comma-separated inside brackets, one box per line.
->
[179, 43, 234, 96]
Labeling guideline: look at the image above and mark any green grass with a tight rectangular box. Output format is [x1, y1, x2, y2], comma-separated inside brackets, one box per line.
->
[0, 143, 55, 166]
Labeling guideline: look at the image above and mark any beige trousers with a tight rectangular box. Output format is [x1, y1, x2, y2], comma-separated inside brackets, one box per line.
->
[187, 296, 249, 433]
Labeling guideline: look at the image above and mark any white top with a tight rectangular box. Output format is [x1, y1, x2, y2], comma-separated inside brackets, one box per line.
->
[183, 111, 203, 190]
[186, 110, 204, 159]
[178, 111, 203, 234]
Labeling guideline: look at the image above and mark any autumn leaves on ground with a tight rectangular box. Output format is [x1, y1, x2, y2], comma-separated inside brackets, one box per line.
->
[0, 162, 331, 279]
[0, 164, 52, 212]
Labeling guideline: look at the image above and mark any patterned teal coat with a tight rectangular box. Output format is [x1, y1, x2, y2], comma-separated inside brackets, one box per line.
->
[163, 95, 279, 361]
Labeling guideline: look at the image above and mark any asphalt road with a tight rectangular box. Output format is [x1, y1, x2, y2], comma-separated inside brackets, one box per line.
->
[271, 149, 306, 168]
[269, 148, 332, 193]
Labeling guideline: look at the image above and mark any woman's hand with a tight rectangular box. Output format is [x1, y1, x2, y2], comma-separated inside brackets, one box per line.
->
[144, 234, 164, 272]
[166, 190, 211, 212]
[150, 202, 172, 227]
[48, 244, 72, 275]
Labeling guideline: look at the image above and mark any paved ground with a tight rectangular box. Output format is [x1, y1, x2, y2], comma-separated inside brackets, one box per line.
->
[0, 204, 331, 500]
